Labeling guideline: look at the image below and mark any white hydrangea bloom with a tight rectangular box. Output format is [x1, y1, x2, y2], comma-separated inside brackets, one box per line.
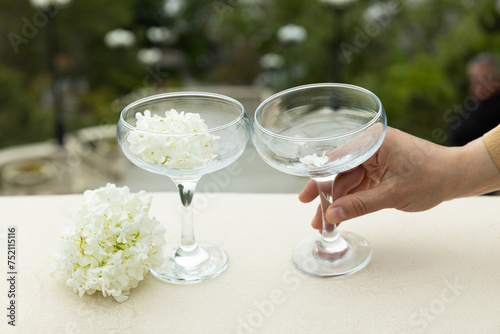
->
[127, 109, 220, 168]
[53, 184, 166, 302]
[300, 151, 329, 167]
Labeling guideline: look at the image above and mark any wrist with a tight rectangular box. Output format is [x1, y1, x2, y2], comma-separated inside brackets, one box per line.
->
[434, 146, 465, 202]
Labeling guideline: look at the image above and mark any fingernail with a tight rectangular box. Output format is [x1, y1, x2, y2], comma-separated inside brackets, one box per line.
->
[326, 207, 347, 224]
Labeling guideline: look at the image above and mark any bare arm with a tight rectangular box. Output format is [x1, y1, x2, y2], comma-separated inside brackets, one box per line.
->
[299, 126, 500, 229]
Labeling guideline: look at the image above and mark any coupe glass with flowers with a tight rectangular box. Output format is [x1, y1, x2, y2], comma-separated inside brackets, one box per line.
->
[252, 83, 386, 278]
[117, 92, 250, 283]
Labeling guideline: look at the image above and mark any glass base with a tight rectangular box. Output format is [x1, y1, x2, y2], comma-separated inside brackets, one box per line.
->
[150, 241, 228, 284]
[292, 230, 372, 278]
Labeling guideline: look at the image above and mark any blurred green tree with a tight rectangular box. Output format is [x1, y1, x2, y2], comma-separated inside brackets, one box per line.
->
[1, 0, 499, 148]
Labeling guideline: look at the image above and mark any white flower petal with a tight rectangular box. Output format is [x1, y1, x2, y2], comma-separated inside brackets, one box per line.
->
[300, 151, 329, 167]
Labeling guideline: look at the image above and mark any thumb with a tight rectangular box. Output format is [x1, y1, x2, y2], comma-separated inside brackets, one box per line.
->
[326, 184, 393, 224]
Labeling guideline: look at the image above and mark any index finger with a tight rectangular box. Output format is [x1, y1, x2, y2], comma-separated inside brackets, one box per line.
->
[298, 179, 319, 203]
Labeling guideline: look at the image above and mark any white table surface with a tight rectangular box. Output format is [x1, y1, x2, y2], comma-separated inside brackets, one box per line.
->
[0, 193, 499, 334]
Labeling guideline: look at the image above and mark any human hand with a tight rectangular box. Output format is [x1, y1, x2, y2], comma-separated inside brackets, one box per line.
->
[298, 127, 470, 230]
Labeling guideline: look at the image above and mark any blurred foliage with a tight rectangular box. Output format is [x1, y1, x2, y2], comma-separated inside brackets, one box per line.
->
[1, 0, 500, 148]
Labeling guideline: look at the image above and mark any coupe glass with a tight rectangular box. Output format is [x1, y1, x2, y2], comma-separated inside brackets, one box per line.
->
[117, 92, 250, 283]
[252, 83, 386, 278]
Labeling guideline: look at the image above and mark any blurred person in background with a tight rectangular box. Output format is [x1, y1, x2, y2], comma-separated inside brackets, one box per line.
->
[450, 52, 500, 146]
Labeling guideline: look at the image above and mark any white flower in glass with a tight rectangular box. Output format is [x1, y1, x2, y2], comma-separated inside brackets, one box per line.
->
[52, 184, 166, 302]
[300, 151, 329, 167]
[127, 109, 220, 168]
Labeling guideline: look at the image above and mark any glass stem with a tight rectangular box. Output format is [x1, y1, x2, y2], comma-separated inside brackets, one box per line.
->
[317, 177, 339, 241]
[175, 179, 200, 254]
[314, 176, 349, 260]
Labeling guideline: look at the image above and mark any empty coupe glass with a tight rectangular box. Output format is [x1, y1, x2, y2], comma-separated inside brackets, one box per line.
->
[117, 92, 250, 283]
[252, 83, 386, 277]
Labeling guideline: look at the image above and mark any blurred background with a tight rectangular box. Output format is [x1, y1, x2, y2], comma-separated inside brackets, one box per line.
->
[1, 0, 500, 195]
